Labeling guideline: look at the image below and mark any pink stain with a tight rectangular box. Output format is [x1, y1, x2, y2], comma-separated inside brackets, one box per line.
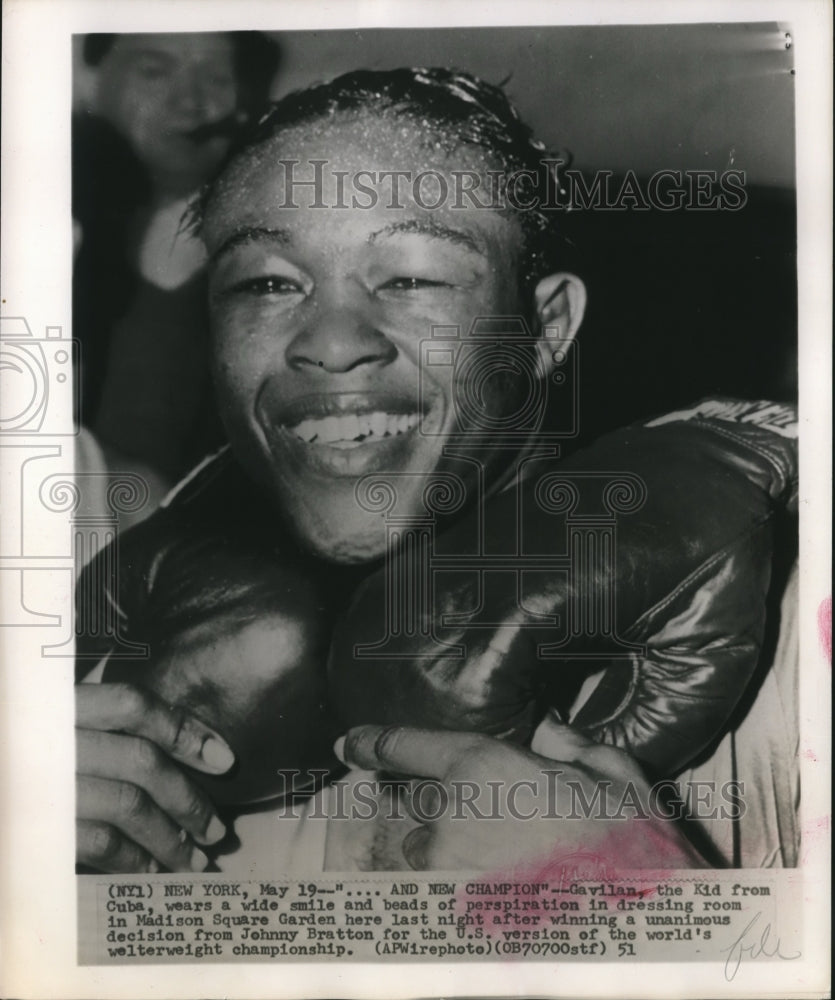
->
[818, 596, 831, 664]
[453, 824, 687, 945]
[811, 815, 830, 833]
[799, 815, 831, 864]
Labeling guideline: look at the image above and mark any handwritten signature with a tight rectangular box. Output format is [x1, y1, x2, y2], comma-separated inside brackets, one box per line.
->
[722, 910, 801, 981]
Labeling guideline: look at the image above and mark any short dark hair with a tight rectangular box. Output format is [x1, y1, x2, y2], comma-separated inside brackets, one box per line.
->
[195, 67, 575, 295]
[82, 31, 280, 119]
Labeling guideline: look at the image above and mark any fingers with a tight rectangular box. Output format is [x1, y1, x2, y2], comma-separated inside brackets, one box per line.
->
[337, 726, 485, 779]
[77, 729, 226, 847]
[530, 716, 648, 785]
[77, 775, 210, 873]
[75, 684, 232, 873]
[336, 726, 497, 873]
[76, 683, 234, 774]
[582, 741, 648, 786]
[529, 714, 596, 761]
[77, 820, 156, 874]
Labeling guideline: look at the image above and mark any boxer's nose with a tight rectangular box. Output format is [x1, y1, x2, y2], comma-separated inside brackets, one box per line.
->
[285, 291, 396, 374]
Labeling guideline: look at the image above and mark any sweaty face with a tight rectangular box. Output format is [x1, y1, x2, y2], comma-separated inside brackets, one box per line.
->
[96, 33, 239, 194]
[203, 116, 539, 562]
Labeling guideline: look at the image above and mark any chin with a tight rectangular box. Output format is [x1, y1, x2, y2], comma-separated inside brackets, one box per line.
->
[284, 501, 390, 565]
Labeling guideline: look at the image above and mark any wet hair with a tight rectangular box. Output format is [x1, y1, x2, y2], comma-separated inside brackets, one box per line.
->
[82, 31, 280, 121]
[194, 67, 575, 295]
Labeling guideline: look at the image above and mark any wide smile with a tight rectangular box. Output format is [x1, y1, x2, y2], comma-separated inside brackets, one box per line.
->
[256, 390, 439, 479]
[289, 409, 421, 449]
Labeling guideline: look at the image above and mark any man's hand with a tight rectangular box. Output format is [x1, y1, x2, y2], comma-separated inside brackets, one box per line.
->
[76, 683, 235, 873]
[336, 724, 707, 872]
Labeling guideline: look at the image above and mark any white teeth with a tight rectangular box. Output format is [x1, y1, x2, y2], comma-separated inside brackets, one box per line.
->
[343, 414, 360, 440]
[370, 412, 388, 437]
[287, 410, 421, 445]
[320, 416, 339, 441]
[294, 418, 319, 442]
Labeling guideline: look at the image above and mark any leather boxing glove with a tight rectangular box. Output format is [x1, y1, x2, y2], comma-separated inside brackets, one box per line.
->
[77, 450, 350, 805]
[328, 399, 798, 775]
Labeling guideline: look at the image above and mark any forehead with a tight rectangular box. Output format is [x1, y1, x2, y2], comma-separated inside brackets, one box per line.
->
[202, 113, 522, 252]
[106, 33, 234, 67]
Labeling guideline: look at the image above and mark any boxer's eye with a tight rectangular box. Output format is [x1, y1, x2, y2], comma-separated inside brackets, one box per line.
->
[378, 277, 451, 293]
[227, 276, 305, 297]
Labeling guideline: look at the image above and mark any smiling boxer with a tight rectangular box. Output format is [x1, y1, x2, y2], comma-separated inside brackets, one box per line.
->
[198, 73, 585, 563]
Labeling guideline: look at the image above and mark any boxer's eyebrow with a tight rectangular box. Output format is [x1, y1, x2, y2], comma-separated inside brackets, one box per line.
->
[367, 220, 486, 256]
[209, 227, 292, 266]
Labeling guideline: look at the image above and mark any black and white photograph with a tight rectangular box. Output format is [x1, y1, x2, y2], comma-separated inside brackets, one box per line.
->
[0, 1, 830, 997]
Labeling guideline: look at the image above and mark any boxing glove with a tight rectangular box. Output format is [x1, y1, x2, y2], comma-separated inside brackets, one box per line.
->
[328, 399, 798, 775]
[77, 449, 350, 805]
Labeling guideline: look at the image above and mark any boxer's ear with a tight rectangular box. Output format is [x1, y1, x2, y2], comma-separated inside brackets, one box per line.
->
[531, 273, 587, 372]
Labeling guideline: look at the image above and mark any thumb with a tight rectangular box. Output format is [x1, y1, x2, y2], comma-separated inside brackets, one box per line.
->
[530, 714, 596, 762]
[531, 715, 647, 785]
[335, 725, 485, 779]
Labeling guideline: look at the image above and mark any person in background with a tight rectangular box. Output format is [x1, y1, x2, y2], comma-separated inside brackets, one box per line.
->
[72, 32, 280, 526]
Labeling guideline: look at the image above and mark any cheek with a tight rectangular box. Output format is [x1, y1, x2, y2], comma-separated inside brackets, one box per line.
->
[211, 321, 269, 416]
[114, 88, 166, 137]
[212, 298, 279, 357]
[422, 366, 454, 425]
[212, 83, 239, 116]
[488, 265, 525, 313]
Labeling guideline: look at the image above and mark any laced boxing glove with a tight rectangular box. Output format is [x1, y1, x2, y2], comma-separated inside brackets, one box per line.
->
[78, 451, 351, 806]
[328, 399, 798, 775]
